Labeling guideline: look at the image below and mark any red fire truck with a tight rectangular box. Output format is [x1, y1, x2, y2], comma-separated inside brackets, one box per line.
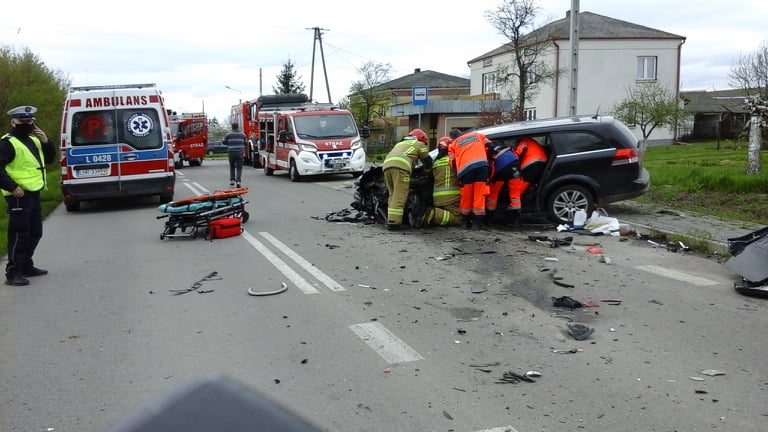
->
[230, 101, 262, 168]
[250, 94, 369, 181]
[169, 112, 208, 168]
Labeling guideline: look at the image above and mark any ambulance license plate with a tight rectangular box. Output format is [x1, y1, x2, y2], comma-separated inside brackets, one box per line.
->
[75, 166, 110, 177]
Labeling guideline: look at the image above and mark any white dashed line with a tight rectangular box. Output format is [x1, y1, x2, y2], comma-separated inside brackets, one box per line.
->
[636, 265, 720, 286]
[349, 322, 424, 364]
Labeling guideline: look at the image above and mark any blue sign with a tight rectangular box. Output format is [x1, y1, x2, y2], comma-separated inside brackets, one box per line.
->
[412, 86, 428, 106]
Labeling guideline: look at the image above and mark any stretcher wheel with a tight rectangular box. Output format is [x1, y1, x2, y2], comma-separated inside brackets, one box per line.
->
[241, 211, 250, 223]
[160, 233, 165, 240]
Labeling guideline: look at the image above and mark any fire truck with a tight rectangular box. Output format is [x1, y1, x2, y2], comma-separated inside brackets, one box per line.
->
[250, 94, 369, 181]
[230, 100, 262, 168]
[168, 112, 207, 168]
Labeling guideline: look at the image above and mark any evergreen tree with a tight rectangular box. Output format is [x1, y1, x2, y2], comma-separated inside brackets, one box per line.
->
[272, 59, 306, 95]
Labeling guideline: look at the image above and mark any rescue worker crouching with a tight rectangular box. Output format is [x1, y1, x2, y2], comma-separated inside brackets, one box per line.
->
[447, 129, 491, 230]
[411, 136, 461, 227]
[508, 137, 548, 225]
[485, 140, 522, 227]
[382, 129, 432, 230]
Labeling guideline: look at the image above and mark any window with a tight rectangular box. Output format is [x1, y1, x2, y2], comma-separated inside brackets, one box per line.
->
[524, 108, 537, 121]
[637, 56, 657, 80]
[482, 72, 499, 95]
[551, 132, 608, 155]
[526, 64, 540, 85]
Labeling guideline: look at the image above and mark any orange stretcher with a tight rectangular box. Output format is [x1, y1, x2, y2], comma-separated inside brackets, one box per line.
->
[156, 188, 250, 240]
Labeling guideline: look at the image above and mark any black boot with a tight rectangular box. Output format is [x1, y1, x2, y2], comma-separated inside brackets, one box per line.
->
[461, 215, 472, 230]
[472, 214, 488, 230]
[507, 209, 522, 228]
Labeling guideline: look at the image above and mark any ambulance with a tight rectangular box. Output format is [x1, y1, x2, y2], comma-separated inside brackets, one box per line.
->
[60, 83, 176, 211]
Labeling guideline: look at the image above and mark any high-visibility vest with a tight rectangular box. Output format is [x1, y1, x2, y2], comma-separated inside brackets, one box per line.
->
[1, 134, 45, 195]
[432, 156, 459, 202]
[514, 137, 547, 170]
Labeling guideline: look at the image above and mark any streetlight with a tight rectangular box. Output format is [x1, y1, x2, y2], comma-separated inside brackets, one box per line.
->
[225, 85, 242, 103]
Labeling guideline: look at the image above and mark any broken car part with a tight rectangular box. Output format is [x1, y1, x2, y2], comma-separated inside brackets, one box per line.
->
[248, 282, 289, 296]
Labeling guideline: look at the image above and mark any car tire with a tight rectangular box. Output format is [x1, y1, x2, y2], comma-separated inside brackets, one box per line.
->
[263, 158, 274, 176]
[289, 160, 301, 182]
[546, 184, 593, 224]
[65, 200, 80, 212]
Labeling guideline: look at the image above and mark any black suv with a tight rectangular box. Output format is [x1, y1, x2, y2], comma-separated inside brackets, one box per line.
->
[481, 114, 650, 223]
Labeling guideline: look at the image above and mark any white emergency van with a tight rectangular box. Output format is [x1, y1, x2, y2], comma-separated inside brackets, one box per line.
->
[60, 83, 175, 211]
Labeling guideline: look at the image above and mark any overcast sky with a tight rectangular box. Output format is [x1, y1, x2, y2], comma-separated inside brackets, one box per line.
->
[3, 0, 766, 122]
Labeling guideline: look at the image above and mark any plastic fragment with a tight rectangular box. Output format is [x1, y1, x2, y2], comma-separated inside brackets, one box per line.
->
[701, 369, 726, 376]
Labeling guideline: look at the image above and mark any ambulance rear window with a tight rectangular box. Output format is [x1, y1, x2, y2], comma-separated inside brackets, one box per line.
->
[71, 109, 163, 150]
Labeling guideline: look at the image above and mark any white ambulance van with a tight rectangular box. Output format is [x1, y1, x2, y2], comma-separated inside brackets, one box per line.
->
[60, 83, 175, 211]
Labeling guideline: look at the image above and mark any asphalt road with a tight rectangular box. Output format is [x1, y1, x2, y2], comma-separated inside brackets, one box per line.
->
[1, 160, 766, 432]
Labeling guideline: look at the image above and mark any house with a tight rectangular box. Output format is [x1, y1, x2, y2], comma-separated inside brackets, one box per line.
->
[680, 89, 751, 141]
[469, 11, 685, 144]
[366, 11, 686, 150]
[363, 69, 475, 153]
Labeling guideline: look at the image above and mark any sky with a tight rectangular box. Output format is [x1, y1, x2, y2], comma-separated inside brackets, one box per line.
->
[3, 0, 766, 123]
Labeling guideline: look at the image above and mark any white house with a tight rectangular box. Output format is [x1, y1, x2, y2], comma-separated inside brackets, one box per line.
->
[467, 11, 686, 144]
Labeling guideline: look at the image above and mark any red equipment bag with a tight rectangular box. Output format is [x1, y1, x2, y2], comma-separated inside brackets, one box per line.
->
[208, 217, 243, 240]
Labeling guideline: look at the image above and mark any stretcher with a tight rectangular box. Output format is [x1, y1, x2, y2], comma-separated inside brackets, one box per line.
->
[157, 188, 250, 240]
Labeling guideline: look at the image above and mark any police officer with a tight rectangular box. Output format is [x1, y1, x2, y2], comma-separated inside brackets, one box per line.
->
[0, 106, 56, 286]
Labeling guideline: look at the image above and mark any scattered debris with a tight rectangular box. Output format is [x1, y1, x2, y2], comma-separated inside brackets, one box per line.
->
[248, 282, 289, 296]
[601, 298, 622, 305]
[496, 370, 537, 384]
[169, 271, 222, 295]
[599, 254, 612, 264]
[525, 370, 542, 378]
[567, 322, 595, 340]
[553, 348, 581, 354]
[544, 257, 559, 262]
[471, 286, 488, 294]
[552, 296, 584, 309]
[648, 299, 664, 305]
[586, 246, 604, 254]
[689, 377, 705, 381]
[701, 369, 726, 376]
[549, 269, 575, 288]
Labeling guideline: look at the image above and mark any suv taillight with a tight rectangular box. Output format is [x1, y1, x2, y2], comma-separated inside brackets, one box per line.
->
[611, 148, 639, 166]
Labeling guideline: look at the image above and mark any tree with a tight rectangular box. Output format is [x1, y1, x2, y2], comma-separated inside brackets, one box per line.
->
[743, 96, 766, 174]
[346, 61, 393, 129]
[272, 59, 306, 95]
[484, 0, 558, 121]
[612, 82, 690, 145]
[729, 40, 768, 100]
[0, 45, 70, 137]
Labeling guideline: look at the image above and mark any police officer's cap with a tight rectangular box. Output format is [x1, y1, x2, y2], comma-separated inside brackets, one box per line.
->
[7, 106, 37, 120]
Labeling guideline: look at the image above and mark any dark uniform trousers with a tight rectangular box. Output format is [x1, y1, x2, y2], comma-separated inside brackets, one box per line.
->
[5, 191, 42, 277]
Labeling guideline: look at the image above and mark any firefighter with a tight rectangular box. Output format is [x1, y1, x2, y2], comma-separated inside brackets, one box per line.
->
[448, 129, 491, 230]
[413, 136, 461, 227]
[508, 137, 548, 226]
[382, 129, 433, 230]
[485, 140, 521, 226]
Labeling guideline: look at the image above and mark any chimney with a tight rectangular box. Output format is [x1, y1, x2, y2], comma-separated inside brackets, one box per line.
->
[414, 68, 421, 73]
[565, 10, 570, 19]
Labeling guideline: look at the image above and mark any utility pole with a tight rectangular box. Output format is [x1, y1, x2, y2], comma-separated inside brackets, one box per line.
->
[568, 0, 580, 116]
[307, 27, 332, 103]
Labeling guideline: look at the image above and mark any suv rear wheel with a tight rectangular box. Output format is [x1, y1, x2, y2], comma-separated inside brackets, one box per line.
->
[546, 184, 593, 224]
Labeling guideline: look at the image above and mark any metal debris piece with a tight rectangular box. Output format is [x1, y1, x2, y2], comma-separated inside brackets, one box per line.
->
[471, 286, 487, 294]
[567, 322, 594, 340]
[553, 348, 580, 354]
[525, 370, 542, 378]
[170, 271, 222, 295]
[496, 370, 537, 384]
[248, 282, 289, 296]
[701, 369, 726, 376]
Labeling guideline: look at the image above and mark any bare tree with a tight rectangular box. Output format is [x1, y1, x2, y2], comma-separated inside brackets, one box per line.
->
[346, 61, 393, 129]
[729, 40, 768, 100]
[484, 0, 557, 121]
[612, 82, 690, 145]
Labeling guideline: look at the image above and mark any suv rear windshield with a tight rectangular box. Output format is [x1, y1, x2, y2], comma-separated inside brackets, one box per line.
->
[71, 108, 163, 150]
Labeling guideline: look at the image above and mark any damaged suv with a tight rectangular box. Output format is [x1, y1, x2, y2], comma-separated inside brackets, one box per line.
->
[352, 115, 650, 225]
[480, 114, 650, 223]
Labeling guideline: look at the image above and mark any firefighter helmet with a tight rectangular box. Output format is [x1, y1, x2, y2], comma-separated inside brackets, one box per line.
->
[437, 136, 451, 149]
[408, 128, 428, 143]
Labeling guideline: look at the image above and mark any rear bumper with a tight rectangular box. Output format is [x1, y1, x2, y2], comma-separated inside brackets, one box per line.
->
[61, 175, 175, 203]
[599, 168, 651, 204]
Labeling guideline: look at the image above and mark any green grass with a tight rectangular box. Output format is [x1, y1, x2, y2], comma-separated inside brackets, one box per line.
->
[636, 141, 768, 224]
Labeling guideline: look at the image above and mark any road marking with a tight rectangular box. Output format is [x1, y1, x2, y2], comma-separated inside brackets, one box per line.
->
[258, 232, 346, 292]
[182, 181, 207, 197]
[241, 231, 320, 294]
[349, 322, 424, 364]
[635, 265, 720, 286]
